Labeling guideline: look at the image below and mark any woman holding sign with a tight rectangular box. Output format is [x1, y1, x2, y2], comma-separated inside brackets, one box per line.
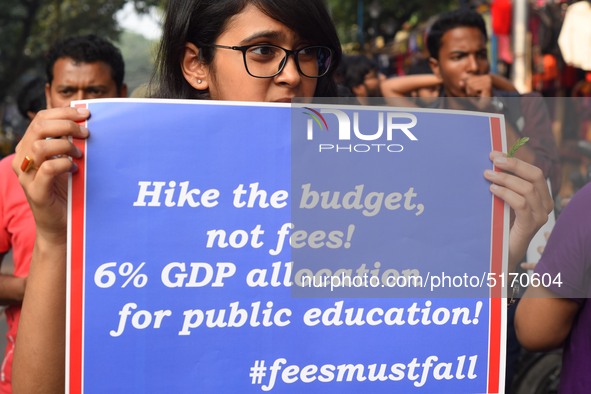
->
[11, 0, 552, 392]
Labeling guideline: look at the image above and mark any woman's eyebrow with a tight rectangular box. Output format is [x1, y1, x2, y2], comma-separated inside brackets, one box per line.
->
[239, 30, 286, 45]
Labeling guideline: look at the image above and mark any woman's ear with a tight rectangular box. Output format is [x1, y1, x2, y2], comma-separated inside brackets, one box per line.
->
[181, 42, 209, 91]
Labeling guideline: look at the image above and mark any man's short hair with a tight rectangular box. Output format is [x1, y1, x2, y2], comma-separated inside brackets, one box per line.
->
[45, 34, 125, 91]
[427, 9, 488, 60]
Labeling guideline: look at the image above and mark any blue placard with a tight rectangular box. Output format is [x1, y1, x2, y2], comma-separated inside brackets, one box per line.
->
[68, 99, 507, 393]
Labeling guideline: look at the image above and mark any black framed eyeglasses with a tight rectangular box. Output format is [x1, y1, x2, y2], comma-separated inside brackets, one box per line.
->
[208, 44, 333, 78]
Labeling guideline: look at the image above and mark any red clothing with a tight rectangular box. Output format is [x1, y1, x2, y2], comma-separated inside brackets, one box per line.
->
[491, 0, 512, 35]
[0, 154, 35, 393]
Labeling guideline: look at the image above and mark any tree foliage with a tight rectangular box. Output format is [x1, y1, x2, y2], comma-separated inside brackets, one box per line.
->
[0, 0, 161, 100]
[118, 30, 159, 93]
[327, 0, 459, 51]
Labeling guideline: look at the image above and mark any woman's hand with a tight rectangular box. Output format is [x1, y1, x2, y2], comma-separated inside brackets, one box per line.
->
[12, 107, 90, 245]
[484, 151, 553, 271]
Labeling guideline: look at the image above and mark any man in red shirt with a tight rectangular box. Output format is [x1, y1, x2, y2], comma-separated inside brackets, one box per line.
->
[0, 34, 126, 393]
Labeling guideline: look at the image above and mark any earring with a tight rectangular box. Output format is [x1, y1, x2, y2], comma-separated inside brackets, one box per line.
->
[197, 79, 203, 84]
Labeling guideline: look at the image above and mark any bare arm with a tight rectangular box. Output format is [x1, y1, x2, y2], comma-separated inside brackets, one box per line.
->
[381, 74, 441, 97]
[0, 274, 26, 304]
[0, 252, 27, 306]
[11, 107, 90, 393]
[491, 74, 518, 92]
[12, 239, 66, 393]
[515, 181, 590, 351]
[515, 286, 580, 351]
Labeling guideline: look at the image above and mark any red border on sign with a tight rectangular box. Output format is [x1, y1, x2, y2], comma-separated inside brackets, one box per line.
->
[487, 116, 506, 393]
[69, 102, 88, 394]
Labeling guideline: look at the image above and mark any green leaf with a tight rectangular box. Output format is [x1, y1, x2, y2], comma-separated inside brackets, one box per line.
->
[508, 137, 529, 158]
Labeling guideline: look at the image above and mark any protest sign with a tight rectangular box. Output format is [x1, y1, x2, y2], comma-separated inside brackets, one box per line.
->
[68, 99, 507, 393]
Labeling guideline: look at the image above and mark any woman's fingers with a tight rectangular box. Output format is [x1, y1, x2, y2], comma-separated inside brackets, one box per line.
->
[485, 169, 547, 225]
[10, 106, 90, 244]
[30, 137, 82, 161]
[12, 107, 89, 178]
[489, 151, 553, 210]
[484, 151, 554, 270]
[31, 158, 79, 196]
[16, 107, 89, 144]
[14, 137, 82, 183]
[489, 151, 541, 183]
[485, 153, 553, 218]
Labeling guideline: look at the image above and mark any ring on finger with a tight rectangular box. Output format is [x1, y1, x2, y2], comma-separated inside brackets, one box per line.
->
[20, 155, 37, 173]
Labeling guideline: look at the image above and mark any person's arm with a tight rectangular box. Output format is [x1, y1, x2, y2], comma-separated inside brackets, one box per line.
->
[0, 194, 27, 305]
[515, 286, 579, 351]
[10, 106, 90, 393]
[483, 152, 554, 272]
[490, 74, 518, 92]
[0, 254, 21, 305]
[515, 182, 591, 351]
[381, 74, 441, 97]
[0, 272, 26, 304]
[12, 239, 67, 393]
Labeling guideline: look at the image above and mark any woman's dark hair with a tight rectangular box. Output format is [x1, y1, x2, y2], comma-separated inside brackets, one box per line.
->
[153, 0, 342, 99]
[426, 9, 488, 60]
